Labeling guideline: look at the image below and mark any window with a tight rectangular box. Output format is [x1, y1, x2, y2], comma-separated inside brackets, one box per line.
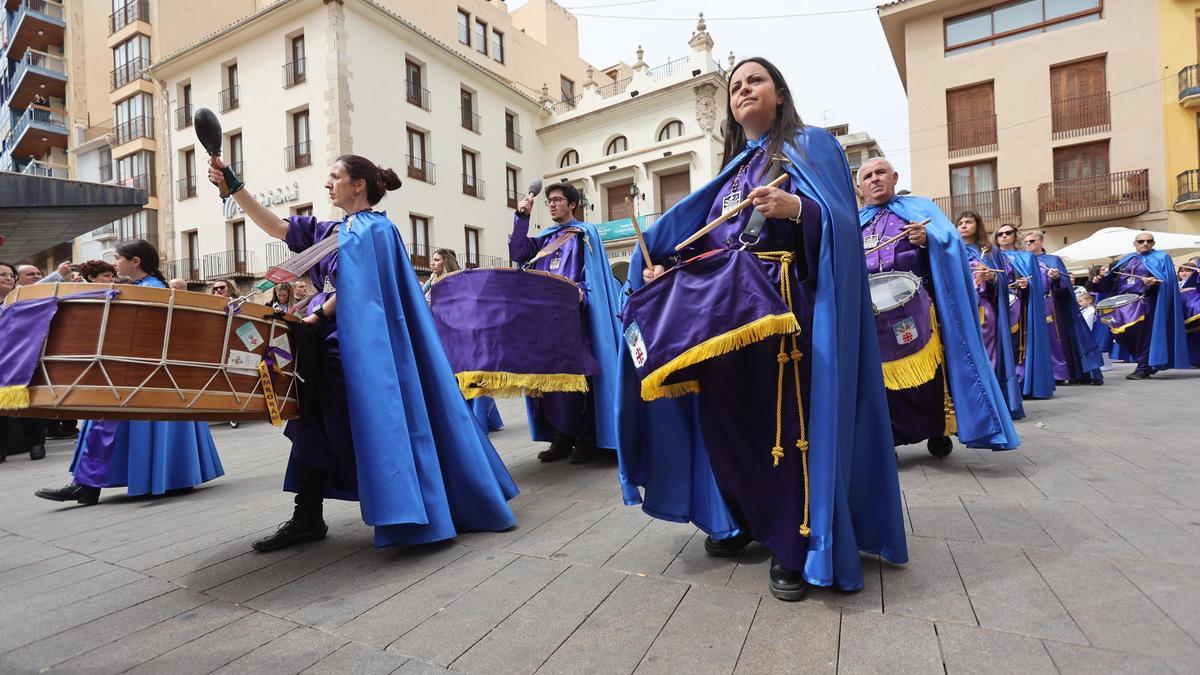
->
[606, 182, 632, 222]
[183, 148, 196, 199]
[474, 19, 488, 55]
[406, 59, 428, 110]
[457, 9, 470, 45]
[950, 161, 998, 221]
[185, 230, 200, 280]
[462, 149, 480, 197]
[114, 92, 153, 144]
[111, 34, 150, 89]
[658, 120, 684, 141]
[289, 110, 311, 169]
[229, 133, 243, 175]
[411, 215, 430, 267]
[1050, 55, 1109, 137]
[659, 171, 691, 213]
[561, 76, 576, 103]
[407, 127, 430, 182]
[945, 0, 1102, 53]
[116, 150, 154, 194]
[464, 227, 481, 268]
[605, 136, 628, 156]
[505, 111, 520, 150]
[99, 146, 113, 183]
[492, 30, 504, 64]
[559, 149, 579, 168]
[292, 205, 313, 217]
[176, 83, 193, 129]
[506, 166, 519, 209]
[461, 89, 479, 132]
[286, 35, 306, 87]
[232, 220, 247, 273]
[946, 82, 997, 155]
[1053, 140, 1108, 182]
[221, 63, 240, 111]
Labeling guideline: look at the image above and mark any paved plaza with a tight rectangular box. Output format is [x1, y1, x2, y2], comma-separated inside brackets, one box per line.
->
[1, 363, 1198, 674]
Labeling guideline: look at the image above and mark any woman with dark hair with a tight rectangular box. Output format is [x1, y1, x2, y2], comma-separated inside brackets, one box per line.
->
[78, 260, 117, 283]
[624, 57, 907, 600]
[34, 239, 224, 504]
[989, 224, 1055, 398]
[208, 154, 516, 552]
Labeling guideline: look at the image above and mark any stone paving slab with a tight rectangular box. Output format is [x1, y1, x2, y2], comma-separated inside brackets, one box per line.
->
[1, 363, 1198, 673]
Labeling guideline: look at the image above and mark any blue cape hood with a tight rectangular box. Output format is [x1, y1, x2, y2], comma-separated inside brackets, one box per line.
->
[1112, 250, 1190, 369]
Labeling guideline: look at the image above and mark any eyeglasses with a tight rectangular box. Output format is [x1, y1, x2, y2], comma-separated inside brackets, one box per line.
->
[546, 197, 567, 205]
[1135, 239, 1154, 244]
[996, 231, 1015, 237]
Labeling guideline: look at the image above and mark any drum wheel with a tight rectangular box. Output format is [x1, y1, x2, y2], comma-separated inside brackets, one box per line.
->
[927, 436, 953, 458]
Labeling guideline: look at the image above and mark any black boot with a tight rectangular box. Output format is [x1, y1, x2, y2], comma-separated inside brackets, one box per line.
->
[768, 557, 808, 602]
[1126, 369, 1151, 380]
[253, 465, 327, 552]
[538, 434, 573, 462]
[704, 531, 753, 557]
[569, 437, 596, 464]
[927, 436, 953, 458]
[34, 483, 100, 505]
[29, 444, 46, 460]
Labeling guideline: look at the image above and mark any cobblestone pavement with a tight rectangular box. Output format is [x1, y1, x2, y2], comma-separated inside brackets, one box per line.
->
[1, 363, 1198, 674]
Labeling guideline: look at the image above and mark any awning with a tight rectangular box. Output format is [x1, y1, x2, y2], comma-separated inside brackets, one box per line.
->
[0, 173, 148, 262]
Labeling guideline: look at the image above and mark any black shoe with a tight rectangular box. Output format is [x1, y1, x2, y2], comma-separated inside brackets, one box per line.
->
[569, 438, 596, 464]
[704, 531, 753, 557]
[28, 444, 46, 461]
[769, 557, 807, 602]
[45, 426, 78, 440]
[537, 435, 573, 462]
[35, 483, 100, 505]
[1125, 370, 1151, 380]
[228, 420, 240, 429]
[252, 518, 328, 552]
[927, 436, 953, 458]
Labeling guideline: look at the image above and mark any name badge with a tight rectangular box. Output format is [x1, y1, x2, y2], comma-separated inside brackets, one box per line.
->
[323, 275, 336, 294]
[549, 254, 562, 270]
[722, 190, 742, 211]
[863, 235, 880, 250]
[624, 321, 648, 368]
[892, 316, 918, 345]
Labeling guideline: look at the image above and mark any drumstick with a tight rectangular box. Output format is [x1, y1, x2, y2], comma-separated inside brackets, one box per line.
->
[625, 197, 653, 273]
[674, 173, 789, 251]
[1112, 270, 1155, 281]
[863, 219, 932, 255]
[1178, 263, 1200, 272]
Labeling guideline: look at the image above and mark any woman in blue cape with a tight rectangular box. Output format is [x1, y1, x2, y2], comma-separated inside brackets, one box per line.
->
[987, 225, 1055, 399]
[35, 240, 225, 505]
[208, 155, 517, 552]
[618, 58, 907, 601]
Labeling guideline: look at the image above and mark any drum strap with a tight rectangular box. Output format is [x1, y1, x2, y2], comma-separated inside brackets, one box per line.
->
[529, 227, 584, 265]
[737, 168, 788, 248]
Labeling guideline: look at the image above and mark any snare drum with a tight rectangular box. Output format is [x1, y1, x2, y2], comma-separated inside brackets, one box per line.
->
[868, 271, 943, 390]
[1095, 293, 1145, 334]
[430, 267, 598, 398]
[0, 283, 302, 421]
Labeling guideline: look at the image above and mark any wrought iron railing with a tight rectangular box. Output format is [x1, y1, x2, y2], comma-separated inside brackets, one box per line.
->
[947, 114, 997, 157]
[203, 250, 258, 279]
[933, 187, 1023, 228]
[110, 56, 149, 91]
[506, 129, 522, 151]
[461, 174, 484, 199]
[1051, 92, 1110, 139]
[408, 242, 433, 272]
[406, 80, 431, 110]
[176, 175, 196, 200]
[163, 258, 203, 282]
[174, 104, 192, 129]
[285, 141, 311, 170]
[1176, 169, 1200, 207]
[219, 85, 239, 112]
[1179, 65, 1200, 102]
[1037, 169, 1150, 226]
[283, 57, 305, 88]
[108, 0, 147, 34]
[113, 115, 153, 145]
[20, 159, 67, 178]
[461, 110, 481, 133]
[597, 77, 632, 98]
[647, 56, 690, 81]
[265, 240, 289, 269]
[551, 95, 582, 114]
[406, 155, 435, 184]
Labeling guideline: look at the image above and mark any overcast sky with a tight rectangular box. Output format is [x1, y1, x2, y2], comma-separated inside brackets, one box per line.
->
[510, 0, 912, 188]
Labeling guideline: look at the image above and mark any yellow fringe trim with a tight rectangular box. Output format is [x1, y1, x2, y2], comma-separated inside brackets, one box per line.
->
[978, 306, 985, 327]
[455, 371, 589, 399]
[1184, 312, 1200, 327]
[1010, 322, 1020, 334]
[1107, 314, 1145, 336]
[0, 385, 30, 411]
[653, 380, 702, 399]
[639, 313, 800, 401]
[881, 318, 944, 391]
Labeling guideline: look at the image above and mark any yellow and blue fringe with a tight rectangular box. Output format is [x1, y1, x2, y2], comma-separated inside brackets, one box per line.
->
[0, 385, 30, 411]
[455, 371, 589, 399]
[881, 315, 944, 391]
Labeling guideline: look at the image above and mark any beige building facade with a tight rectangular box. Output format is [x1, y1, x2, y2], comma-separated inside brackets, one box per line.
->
[879, 0, 1173, 250]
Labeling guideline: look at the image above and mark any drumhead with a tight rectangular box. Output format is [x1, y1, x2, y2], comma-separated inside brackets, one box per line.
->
[868, 271, 921, 313]
[1095, 293, 1140, 311]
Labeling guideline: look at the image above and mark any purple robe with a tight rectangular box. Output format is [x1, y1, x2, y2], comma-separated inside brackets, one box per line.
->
[861, 209, 945, 446]
[975, 264, 1000, 367]
[997, 252, 1031, 385]
[1094, 256, 1156, 371]
[1039, 262, 1070, 381]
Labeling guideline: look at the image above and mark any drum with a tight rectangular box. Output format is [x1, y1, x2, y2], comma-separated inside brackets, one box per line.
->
[621, 248, 799, 401]
[1181, 287, 1200, 332]
[868, 271, 942, 390]
[0, 283, 302, 421]
[430, 268, 598, 399]
[1095, 293, 1145, 334]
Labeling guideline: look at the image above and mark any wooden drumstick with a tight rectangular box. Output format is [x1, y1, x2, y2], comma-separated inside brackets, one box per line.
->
[625, 197, 653, 273]
[1112, 270, 1156, 281]
[863, 219, 932, 255]
[674, 173, 790, 251]
[1178, 263, 1199, 272]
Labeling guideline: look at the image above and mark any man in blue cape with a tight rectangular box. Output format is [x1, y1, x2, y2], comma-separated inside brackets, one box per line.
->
[615, 125, 907, 595]
[509, 182, 623, 464]
[1091, 233, 1190, 378]
[1023, 231, 1103, 384]
[857, 159, 1019, 455]
[990, 226, 1056, 399]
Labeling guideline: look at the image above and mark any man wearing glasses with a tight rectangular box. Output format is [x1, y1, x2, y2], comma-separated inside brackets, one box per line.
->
[1091, 234, 1190, 379]
[1023, 231, 1103, 385]
[509, 183, 623, 464]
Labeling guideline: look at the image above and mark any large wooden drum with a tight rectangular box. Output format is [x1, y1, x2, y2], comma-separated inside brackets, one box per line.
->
[1, 283, 302, 421]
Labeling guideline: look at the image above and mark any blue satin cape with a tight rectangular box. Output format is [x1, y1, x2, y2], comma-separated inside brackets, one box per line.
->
[524, 220, 624, 450]
[859, 197, 1019, 450]
[999, 250, 1056, 398]
[1037, 253, 1103, 380]
[968, 245, 1025, 420]
[616, 127, 908, 590]
[1111, 250, 1190, 370]
[324, 210, 518, 547]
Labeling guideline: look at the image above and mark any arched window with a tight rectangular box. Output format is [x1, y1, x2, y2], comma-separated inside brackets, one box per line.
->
[605, 135, 628, 156]
[658, 120, 684, 142]
[559, 149, 579, 168]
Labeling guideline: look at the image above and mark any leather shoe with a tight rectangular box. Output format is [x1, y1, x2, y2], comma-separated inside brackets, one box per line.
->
[252, 518, 328, 552]
[537, 435, 573, 462]
[927, 435, 953, 458]
[704, 531, 752, 557]
[569, 438, 596, 464]
[1125, 370, 1151, 380]
[29, 444, 46, 460]
[35, 483, 100, 505]
[769, 557, 807, 602]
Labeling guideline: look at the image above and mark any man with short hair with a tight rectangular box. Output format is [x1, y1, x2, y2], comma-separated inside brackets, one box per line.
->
[1092, 233, 1190, 379]
[1023, 231, 1102, 384]
[856, 158, 1018, 456]
[509, 183, 623, 464]
[16, 261, 72, 286]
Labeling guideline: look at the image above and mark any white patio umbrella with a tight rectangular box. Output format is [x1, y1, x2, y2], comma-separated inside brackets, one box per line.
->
[1052, 226, 1200, 266]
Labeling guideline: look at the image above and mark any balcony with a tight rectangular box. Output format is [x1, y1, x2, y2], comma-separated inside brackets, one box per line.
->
[285, 141, 311, 170]
[110, 56, 149, 92]
[461, 110, 481, 134]
[265, 240, 289, 269]
[219, 85, 239, 112]
[468, 253, 509, 269]
[174, 104, 193, 130]
[462, 174, 485, 199]
[947, 115, 997, 158]
[108, 0, 147, 35]
[408, 242, 432, 272]
[176, 175, 196, 201]
[933, 187, 1023, 228]
[203, 250, 258, 280]
[112, 115, 153, 146]
[551, 95, 582, 114]
[405, 155, 435, 184]
[19, 158, 66, 178]
[405, 80, 430, 110]
[5, 103, 67, 159]
[0, 48, 67, 110]
[114, 173, 154, 196]
[1180, 65, 1200, 109]
[283, 57, 305, 89]
[1037, 169, 1149, 227]
[91, 223, 118, 241]
[1051, 92, 1110, 140]
[1, 0, 65, 63]
[647, 56, 690, 81]
[163, 258, 203, 284]
[597, 77, 632, 99]
[506, 129, 522, 152]
[507, 188, 519, 210]
[1176, 170, 1200, 211]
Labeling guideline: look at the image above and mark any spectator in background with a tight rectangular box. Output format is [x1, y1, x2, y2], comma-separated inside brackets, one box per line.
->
[168, 278, 188, 291]
[0, 261, 46, 461]
[270, 281, 294, 312]
[422, 248, 460, 302]
[78, 260, 117, 283]
[211, 279, 240, 299]
[17, 261, 72, 286]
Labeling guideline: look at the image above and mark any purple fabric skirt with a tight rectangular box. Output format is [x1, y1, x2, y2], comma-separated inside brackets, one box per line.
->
[1180, 288, 1200, 328]
[283, 321, 358, 497]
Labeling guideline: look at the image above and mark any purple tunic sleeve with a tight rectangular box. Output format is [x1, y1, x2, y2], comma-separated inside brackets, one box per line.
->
[508, 213, 540, 263]
[285, 215, 321, 253]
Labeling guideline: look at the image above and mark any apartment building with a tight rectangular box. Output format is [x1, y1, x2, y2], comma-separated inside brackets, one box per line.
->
[0, 0, 69, 180]
[1164, 0, 1200, 236]
[825, 123, 886, 185]
[879, 0, 1177, 249]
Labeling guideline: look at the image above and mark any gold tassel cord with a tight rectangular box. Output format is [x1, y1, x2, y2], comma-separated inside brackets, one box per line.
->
[930, 306, 957, 436]
[0, 385, 30, 411]
[455, 371, 589, 399]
